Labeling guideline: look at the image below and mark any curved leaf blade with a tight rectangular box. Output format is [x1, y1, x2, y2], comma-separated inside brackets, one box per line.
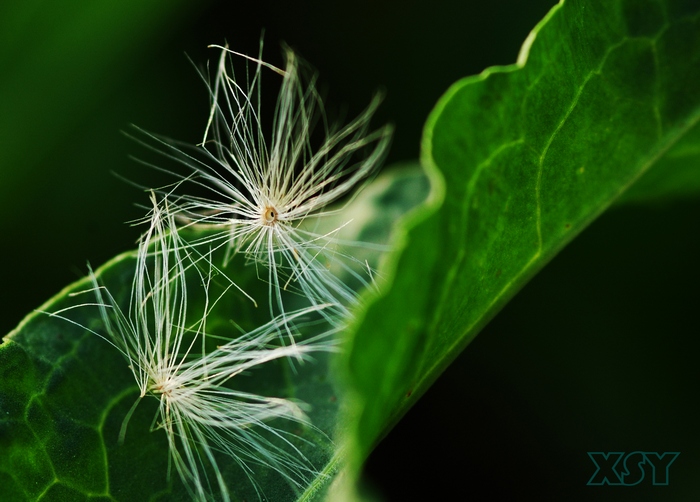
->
[0, 167, 427, 501]
[345, 0, 700, 472]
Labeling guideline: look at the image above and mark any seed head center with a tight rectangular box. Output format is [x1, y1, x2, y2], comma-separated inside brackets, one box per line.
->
[262, 205, 278, 225]
[150, 374, 179, 399]
[153, 382, 172, 397]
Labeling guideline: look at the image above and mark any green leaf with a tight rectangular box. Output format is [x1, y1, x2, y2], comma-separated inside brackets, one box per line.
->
[0, 167, 428, 501]
[0, 255, 340, 502]
[343, 0, 700, 475]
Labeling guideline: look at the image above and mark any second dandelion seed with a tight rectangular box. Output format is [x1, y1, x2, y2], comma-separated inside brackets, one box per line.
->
[49, 195, 337, 501]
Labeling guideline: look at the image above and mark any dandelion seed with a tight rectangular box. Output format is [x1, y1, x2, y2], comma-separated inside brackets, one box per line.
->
[130, 42, 393, 327]
[48, 194, 337, 501]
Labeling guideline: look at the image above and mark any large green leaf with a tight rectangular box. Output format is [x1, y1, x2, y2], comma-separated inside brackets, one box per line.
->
[0, 244, 332, 502]
[0, 168, 427, 501]
[343, 0, 700, 476]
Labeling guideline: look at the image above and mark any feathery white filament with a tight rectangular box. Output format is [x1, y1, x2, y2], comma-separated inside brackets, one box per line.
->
[131, 42, 393, 328]
[49, 194, 336, 501]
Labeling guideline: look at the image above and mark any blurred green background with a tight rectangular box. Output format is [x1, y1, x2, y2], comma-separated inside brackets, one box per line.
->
[0, 0, 555, 338]
[4, 0, 698, 500]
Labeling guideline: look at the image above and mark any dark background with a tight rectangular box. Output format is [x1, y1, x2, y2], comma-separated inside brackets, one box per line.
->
[3, 0, 698, 500]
